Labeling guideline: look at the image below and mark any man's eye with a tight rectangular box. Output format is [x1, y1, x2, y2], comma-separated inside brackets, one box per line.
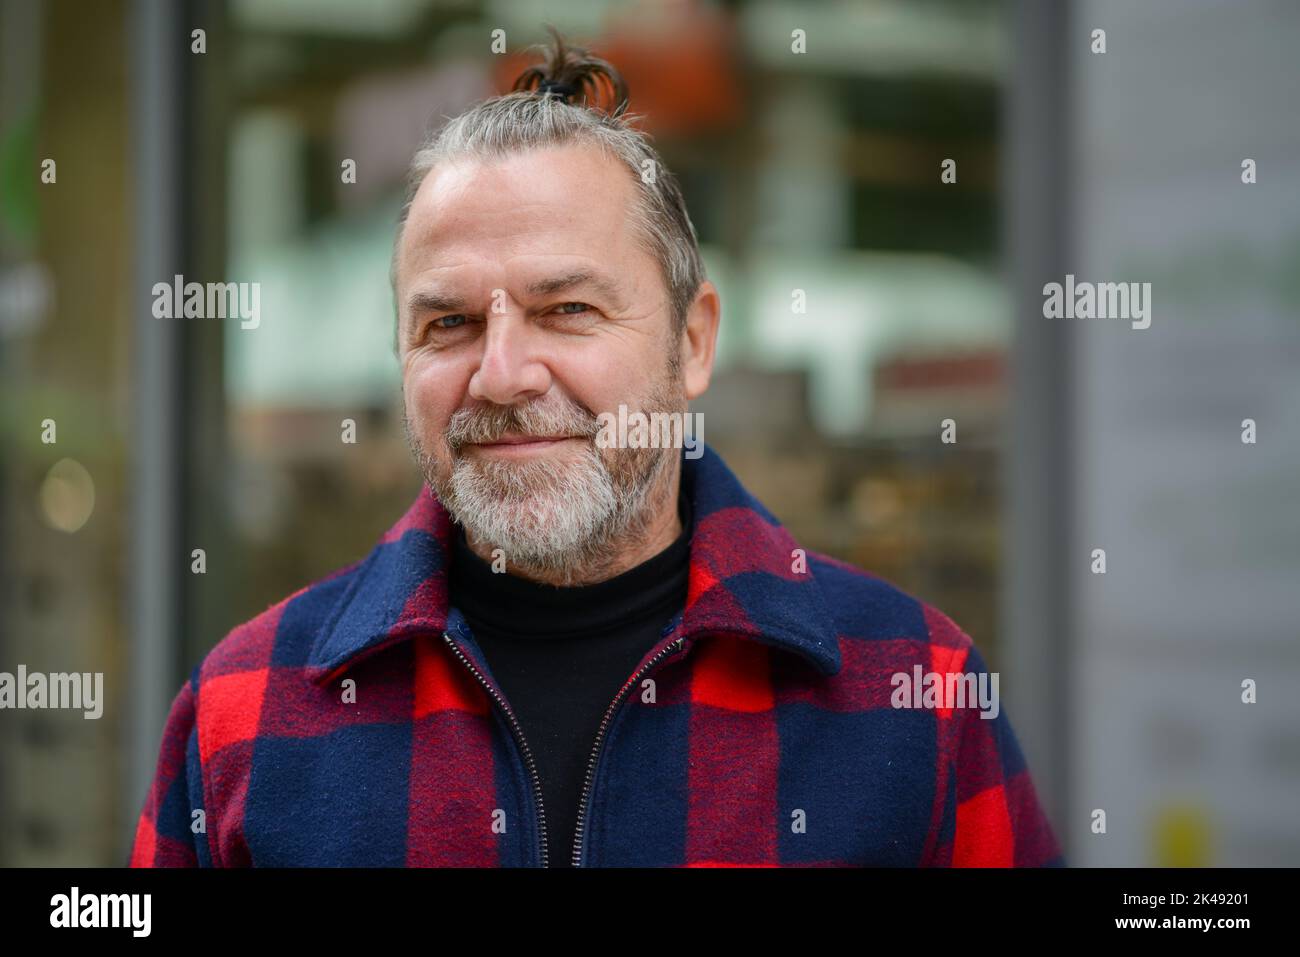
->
[553, 302, 593, 316]
[434, 315, 468, 329]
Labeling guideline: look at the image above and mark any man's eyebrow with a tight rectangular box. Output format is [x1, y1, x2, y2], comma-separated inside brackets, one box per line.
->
[526, 271, 625, 306]
[406, 290, 467, 315]
[404, 271, 625, 318]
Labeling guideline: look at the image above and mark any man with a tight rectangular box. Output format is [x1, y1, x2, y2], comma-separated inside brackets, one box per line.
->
[130, 32, 1063, 867]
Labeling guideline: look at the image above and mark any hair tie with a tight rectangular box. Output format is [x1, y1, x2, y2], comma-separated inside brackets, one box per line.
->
[536, 78, 577, 101]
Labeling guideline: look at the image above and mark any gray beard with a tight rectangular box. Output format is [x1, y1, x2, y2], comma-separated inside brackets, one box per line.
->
[402, 396, 679, 585]
[445, 439, 672, 583]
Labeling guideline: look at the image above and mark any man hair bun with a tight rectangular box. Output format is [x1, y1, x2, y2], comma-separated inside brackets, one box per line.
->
[511, 24, 630, 117]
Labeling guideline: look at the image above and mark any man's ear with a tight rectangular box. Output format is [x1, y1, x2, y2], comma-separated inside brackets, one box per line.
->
[680, 280, 720, 401]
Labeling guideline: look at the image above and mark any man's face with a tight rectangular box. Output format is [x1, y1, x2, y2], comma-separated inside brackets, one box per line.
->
[395, 142, 684, 579]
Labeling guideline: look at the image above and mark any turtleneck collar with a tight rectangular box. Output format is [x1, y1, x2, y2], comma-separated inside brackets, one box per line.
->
[448, 490, 693, 641]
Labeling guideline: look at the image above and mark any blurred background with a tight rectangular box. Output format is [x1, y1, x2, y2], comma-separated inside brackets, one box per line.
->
[1, 0, 1297, 867]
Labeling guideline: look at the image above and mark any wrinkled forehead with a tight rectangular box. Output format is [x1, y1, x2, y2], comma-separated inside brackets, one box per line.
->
[397, 143, 642, 281]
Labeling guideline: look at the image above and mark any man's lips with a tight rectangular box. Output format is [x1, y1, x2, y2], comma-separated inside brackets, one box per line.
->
[466, 434, 582, 452]
[479, 433, 573, 444]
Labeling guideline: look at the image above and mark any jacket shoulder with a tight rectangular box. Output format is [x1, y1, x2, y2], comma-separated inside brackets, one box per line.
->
[140, 557, 368, 866]
[196, 557, 365, 685]
[805, 550, 973, 653]
[805, 551, 1062, 866]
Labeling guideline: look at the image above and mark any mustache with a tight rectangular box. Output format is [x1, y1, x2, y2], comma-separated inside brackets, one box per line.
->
[444, 394, 601, 451]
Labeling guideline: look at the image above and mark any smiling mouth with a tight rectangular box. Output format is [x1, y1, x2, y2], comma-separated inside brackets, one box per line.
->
[467, 434, 581, 453]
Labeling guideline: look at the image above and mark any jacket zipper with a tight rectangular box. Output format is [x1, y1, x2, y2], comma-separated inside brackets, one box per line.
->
[442, 631, 550, 868]
[570, 634, 687, 867]
[443, 629, 690, 868]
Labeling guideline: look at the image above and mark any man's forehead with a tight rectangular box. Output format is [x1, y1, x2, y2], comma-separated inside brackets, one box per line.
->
[403, 144, 633, 247]
[397, 148, 645, 300]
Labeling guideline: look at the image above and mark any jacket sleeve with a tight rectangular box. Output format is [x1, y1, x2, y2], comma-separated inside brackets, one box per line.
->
[930, 642, 1065, 867]
[128, 673, 211, 866]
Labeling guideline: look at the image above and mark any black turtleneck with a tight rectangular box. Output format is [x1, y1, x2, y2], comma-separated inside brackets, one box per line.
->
[448, 491, 692, 867]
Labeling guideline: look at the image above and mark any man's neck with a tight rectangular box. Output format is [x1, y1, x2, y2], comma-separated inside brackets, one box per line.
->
[462, 457, 684, 587]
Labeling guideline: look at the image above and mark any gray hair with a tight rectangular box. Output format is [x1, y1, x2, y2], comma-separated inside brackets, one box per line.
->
[389, 28, 705, 350]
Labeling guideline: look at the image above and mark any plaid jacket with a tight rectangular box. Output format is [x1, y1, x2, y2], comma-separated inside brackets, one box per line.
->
[130, 443, 1064, 867]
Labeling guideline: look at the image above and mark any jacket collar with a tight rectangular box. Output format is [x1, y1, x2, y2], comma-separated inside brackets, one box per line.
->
[307, 443, 842, 684]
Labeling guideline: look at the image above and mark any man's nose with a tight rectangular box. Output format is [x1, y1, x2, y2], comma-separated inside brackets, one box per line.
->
[466, 309, 551, 406]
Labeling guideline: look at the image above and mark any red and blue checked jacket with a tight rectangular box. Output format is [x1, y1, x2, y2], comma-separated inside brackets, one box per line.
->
[130, 444, 1064, 867]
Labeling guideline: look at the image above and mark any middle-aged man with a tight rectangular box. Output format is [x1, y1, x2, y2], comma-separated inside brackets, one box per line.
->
[131, 31, 1063, 867]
